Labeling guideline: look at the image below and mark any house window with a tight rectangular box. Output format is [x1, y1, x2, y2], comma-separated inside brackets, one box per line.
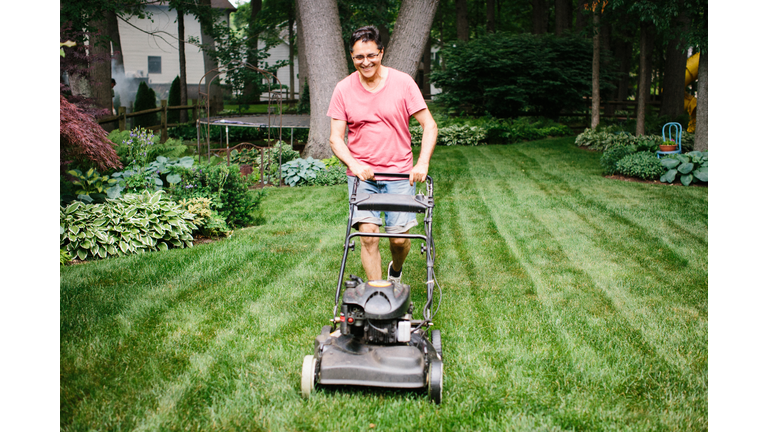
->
[148, 56, 162, 74]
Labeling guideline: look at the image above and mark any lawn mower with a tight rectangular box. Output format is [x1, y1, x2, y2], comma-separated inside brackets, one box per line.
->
[301, 172, 443, 403]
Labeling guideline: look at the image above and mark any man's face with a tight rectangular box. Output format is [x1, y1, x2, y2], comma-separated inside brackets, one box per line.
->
[351, 40, 382, 79]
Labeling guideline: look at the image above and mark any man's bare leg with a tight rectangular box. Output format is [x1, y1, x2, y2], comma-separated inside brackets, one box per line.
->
[359, 223, 382, 280]
[389, 233, 411, 275]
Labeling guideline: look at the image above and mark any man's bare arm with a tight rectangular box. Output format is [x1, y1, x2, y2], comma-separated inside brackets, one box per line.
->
[329, 118, 374, 181]
[410, 108, 438, 185]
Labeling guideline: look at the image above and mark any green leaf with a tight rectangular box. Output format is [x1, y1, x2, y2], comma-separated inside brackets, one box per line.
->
[167, 174, 182, 184]
[660, 169, 677, 183]
[60, 225, 65, 235]
[680, 174, 693, 186]
[678, 162, 694, 175]
[76, 248, 88, 261]
[660, 158, 680, 169]
[157, 242, 168, 251]
[65, 202, 82, 214]
[693, 167, 708, 182]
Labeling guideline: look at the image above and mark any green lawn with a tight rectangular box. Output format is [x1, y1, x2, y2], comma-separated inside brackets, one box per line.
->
[60, 137, 708, 431]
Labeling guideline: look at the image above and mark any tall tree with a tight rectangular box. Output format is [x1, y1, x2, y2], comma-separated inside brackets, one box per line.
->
[660, 9, 689, 119]
[243, 0, 262, 102]
[574, 0, 588, 34]
[295, 0, 308, 97]
[486, 0, 496, 33]
[456, 0, 469, 41]
[174, 5, 189, 122]
[531, 0, 549, 34]
[296, 0, 348, 158]
[104, 10, 124, 81]
[88, 12, 113, 113]
[693, 50, 706, 151]
[199, 0, 224, 114]
[385, 0, 440, 79]
[554, 0, 571, 35]
[590, 4, 600, 128]
[635, 21, 654, 135]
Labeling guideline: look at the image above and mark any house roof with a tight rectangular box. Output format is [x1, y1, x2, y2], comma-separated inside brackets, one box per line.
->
[211, 0, 237, 11]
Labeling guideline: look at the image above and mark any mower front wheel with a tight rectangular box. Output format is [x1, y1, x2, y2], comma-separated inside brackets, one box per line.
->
[431, 329, 442, 359]
[427, 359, 443, 404]
[301, 355, 317, 398]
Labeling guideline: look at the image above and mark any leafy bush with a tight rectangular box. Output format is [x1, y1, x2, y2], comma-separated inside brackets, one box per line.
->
[281, 157, 326, 187]
[484, 117, 572, 143]
[600, 145, 638, 175]
[66, 167, 118, 203]
[614, 153, 666, 180]
[308, 165, 347, 187]
[167, 76, 181, 124]
[60, 249, 72, 265]
[575, 127, 638, 151]
[179, 197, 232, 237]
[59, 95, 122, 172]
[168, 163, 262, 228]
[60, 190, 196, 261]
[660, 151, 708, 186]
[108, 129, 188, 166]
[432, 33, 614, 118]
[133, 81, 158, 129]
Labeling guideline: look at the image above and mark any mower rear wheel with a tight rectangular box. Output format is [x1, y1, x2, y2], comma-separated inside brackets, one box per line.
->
[301, 355, 317, 398]
[431, 329, 442, 359]
[427, 359, 443, 404]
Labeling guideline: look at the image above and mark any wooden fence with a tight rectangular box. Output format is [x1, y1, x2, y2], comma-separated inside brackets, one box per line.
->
[97, 99, 198, 142]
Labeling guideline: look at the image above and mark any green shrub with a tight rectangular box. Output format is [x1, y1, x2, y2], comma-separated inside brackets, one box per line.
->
[167, 76, 181, 124]
[660, 151, 708, 186]
[281, 157, 326, 187]
[575, 127, 638, 151]
[59, 190, 196, 261]
[179, 197, 232, 237]
[600, 145, 638, 175]
[614, 152, 666, 180]
[108, 129, 188, 167]
[60, 248, 72, 265]
[309, 165, 347, 187]
[66, 167, 118, 203]
[431, 33, 614, 118]
[167, 164, 262, 228]
[133, 81, 158, 129]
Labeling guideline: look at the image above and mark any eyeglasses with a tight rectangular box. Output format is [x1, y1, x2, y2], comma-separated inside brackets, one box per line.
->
[352, 50, 382, 62]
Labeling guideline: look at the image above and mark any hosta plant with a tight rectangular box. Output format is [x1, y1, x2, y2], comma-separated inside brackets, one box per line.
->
[660, 151, 708, 186]
[281, 157, 326, 187]
[60, 190, 197, 261]
[66, 167, 118, 202]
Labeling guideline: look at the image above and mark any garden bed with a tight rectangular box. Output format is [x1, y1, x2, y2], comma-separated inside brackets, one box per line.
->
[605, 174, 708, 186]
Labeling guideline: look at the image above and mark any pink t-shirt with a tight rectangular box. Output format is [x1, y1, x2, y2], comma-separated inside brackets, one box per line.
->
[327, 68, 427, 177]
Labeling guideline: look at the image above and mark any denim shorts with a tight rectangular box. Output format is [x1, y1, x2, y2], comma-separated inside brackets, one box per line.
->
[347, 176, 418, 234]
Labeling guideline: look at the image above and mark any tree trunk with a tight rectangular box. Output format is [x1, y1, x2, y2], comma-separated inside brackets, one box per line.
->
[89, 12, 113, 113]
[200, 0, 223, 114]
[245, 0, 262, 102]
[178, 9, 189, 123]
[660, 12, 689, 119]
[421, 37, 432, 98]
[591, 9, 600, 128]
[532, 0, 549, 34]
[693, 50, 707, 151]
[288, 10, 295, 100]
[296, 0, 348, 159]
[613, 24, 632, 112]
[574, 0, 587, 35]
[104, 10, 124, 80]
[296, 1, 308, 97]
[554, 0, 571, 36]
[456, 0, 469, 42]
[385, 0, 440, 79]
[487, 0, 496, 33]
[636, 21, 654, 136]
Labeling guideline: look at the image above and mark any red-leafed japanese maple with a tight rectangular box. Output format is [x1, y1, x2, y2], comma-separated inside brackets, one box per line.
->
[60, 94, 122, 172]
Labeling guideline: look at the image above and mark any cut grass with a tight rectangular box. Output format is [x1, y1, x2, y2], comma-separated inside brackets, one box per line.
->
[61, 137, 707, 431]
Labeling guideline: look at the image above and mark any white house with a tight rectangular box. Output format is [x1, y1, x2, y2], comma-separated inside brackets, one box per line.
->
[114, 0, 300, 106]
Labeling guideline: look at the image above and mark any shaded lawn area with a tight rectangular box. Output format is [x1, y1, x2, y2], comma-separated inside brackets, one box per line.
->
[60, 137, 707, 431]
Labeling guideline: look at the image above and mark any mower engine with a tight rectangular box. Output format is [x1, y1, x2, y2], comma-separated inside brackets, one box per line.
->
[339, 275, 414, 344]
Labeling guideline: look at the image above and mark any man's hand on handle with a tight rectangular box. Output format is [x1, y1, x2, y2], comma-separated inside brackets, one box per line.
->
[409, 163, 429, 186]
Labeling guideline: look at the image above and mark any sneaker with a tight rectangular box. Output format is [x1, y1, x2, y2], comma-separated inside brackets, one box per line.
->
[387, 261, 402, 285]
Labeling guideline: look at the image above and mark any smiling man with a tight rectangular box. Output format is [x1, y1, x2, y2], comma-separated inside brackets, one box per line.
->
[327, 25, 438, 284]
